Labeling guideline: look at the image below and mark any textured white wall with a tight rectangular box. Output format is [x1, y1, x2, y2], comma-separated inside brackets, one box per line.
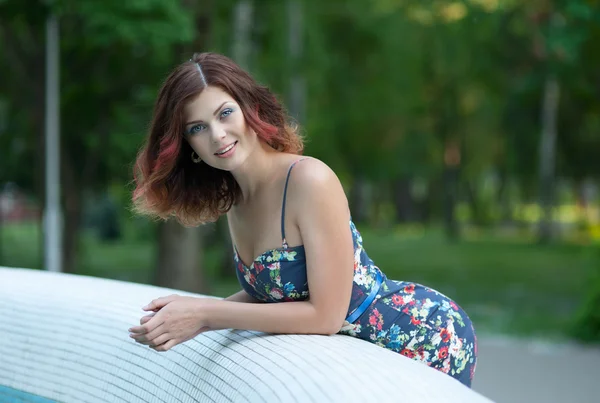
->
[0, 267, 494, 403]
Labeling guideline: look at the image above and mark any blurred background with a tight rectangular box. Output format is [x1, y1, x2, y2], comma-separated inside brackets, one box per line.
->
[1, 0, 599, 400]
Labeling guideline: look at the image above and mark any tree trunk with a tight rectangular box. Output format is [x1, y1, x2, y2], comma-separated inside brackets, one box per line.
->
[61, 187, 81, 274]
[443, 141, 461, 241]
[392, 177, 414, 223]
[232, 0, 254, 70]
[156, 220, 208, 293]
[465, 179, 483, 227]
[496, 168, 513, 225]
[216, 219, 234, 279]
[349, 176, 371, 224]
[443, 168, 459, 240]
[287, 0, 305, 123]
[538, 74, 560, 243]
[417, 179, 434, 225]
[36, 91, 46, 270]
[60, 154, 81, 274]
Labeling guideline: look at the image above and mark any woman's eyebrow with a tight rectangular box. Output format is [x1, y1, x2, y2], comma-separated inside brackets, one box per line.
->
[185, 101, 230, 126]
[212, 101, 229, 116]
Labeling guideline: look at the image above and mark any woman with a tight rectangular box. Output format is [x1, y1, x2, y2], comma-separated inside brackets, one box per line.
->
[128, 52, 477, 387]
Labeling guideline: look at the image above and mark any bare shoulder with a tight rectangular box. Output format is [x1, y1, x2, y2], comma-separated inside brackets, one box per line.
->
[288, 157, 349, 211]
[289, 157, 341, 189]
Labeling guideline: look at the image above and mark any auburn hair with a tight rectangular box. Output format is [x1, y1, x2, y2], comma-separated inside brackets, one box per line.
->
[132, 52, 303, 226]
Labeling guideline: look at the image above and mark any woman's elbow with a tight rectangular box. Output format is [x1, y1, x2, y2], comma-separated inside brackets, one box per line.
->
[323, 325, 342, 336]
[318, 314, 345, 336]
[309, 300, 347, 335]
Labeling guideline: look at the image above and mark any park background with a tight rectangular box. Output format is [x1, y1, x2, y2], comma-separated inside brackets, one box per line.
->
[1, 1, 599, 400]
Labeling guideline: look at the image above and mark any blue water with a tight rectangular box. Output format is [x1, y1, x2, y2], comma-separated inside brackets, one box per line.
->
[0, 385, 59, 403]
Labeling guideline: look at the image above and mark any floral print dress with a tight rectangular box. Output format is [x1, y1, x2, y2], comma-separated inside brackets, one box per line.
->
[233, 160, 477, 387]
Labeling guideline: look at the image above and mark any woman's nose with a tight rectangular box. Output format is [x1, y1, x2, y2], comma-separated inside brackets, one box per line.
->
[210, 123, 227, 143]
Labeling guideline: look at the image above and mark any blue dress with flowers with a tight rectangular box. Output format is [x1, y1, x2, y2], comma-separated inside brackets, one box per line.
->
[233, 160, 477, 387]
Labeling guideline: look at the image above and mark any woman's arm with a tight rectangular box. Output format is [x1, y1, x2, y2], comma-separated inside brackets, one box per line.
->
[203, 299, 335, 334]
[224, 289, 262, 303]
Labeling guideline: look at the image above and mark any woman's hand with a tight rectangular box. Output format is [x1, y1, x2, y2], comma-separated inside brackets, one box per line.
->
[128, 294, 211, 352]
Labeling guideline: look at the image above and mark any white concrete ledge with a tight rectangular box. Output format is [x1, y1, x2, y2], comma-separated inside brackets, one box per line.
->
[0, 267, 494, 403]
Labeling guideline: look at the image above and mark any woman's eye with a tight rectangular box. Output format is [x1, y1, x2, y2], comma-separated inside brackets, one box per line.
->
[220, 108, 233, 119]
[188, 124, 206, 134]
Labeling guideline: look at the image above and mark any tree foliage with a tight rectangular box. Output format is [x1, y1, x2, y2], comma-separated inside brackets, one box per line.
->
[1, 0, 599, 272]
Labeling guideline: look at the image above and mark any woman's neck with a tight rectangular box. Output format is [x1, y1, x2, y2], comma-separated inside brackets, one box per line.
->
[230, 141, 282, 203]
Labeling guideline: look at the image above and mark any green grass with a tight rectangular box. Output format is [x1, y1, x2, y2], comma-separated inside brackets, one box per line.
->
[0, 222, 240, 294]
[1, 221, 596, 341]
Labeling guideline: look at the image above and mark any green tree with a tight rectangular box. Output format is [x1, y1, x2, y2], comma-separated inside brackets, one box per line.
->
[0, 0, 195, 273]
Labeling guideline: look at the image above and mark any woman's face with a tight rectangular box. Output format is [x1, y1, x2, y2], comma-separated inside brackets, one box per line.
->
[183, 85, 257, 170]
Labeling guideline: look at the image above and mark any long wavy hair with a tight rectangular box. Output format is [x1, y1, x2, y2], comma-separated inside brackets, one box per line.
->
[132, 52, 304, 226]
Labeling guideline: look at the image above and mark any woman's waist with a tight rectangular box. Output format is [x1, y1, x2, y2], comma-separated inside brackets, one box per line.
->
[345, 268, 385, 323]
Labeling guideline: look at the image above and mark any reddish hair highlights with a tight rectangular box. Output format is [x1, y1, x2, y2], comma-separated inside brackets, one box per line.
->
[132, 52, 303, 226]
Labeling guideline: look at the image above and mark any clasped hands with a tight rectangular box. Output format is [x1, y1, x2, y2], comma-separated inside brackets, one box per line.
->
[128, 294, 212, 352]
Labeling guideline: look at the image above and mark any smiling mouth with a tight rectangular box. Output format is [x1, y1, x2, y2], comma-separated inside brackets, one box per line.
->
[215, 141, 237, 156]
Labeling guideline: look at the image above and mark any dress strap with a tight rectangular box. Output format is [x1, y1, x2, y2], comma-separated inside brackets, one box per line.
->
[281, 158, 308, 248]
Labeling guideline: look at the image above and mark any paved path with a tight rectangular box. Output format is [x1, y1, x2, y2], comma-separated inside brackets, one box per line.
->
[472, 335, 600, 403]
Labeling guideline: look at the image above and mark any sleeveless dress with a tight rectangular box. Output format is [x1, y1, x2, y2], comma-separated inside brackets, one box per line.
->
[233, 159, 478, 387]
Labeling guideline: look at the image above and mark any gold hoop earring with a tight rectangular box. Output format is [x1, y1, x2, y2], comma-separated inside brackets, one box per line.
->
[191, 151, 202, 163]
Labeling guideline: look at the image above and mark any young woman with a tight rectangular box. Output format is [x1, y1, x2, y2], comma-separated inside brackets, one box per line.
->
[128, 52, 477, 387]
